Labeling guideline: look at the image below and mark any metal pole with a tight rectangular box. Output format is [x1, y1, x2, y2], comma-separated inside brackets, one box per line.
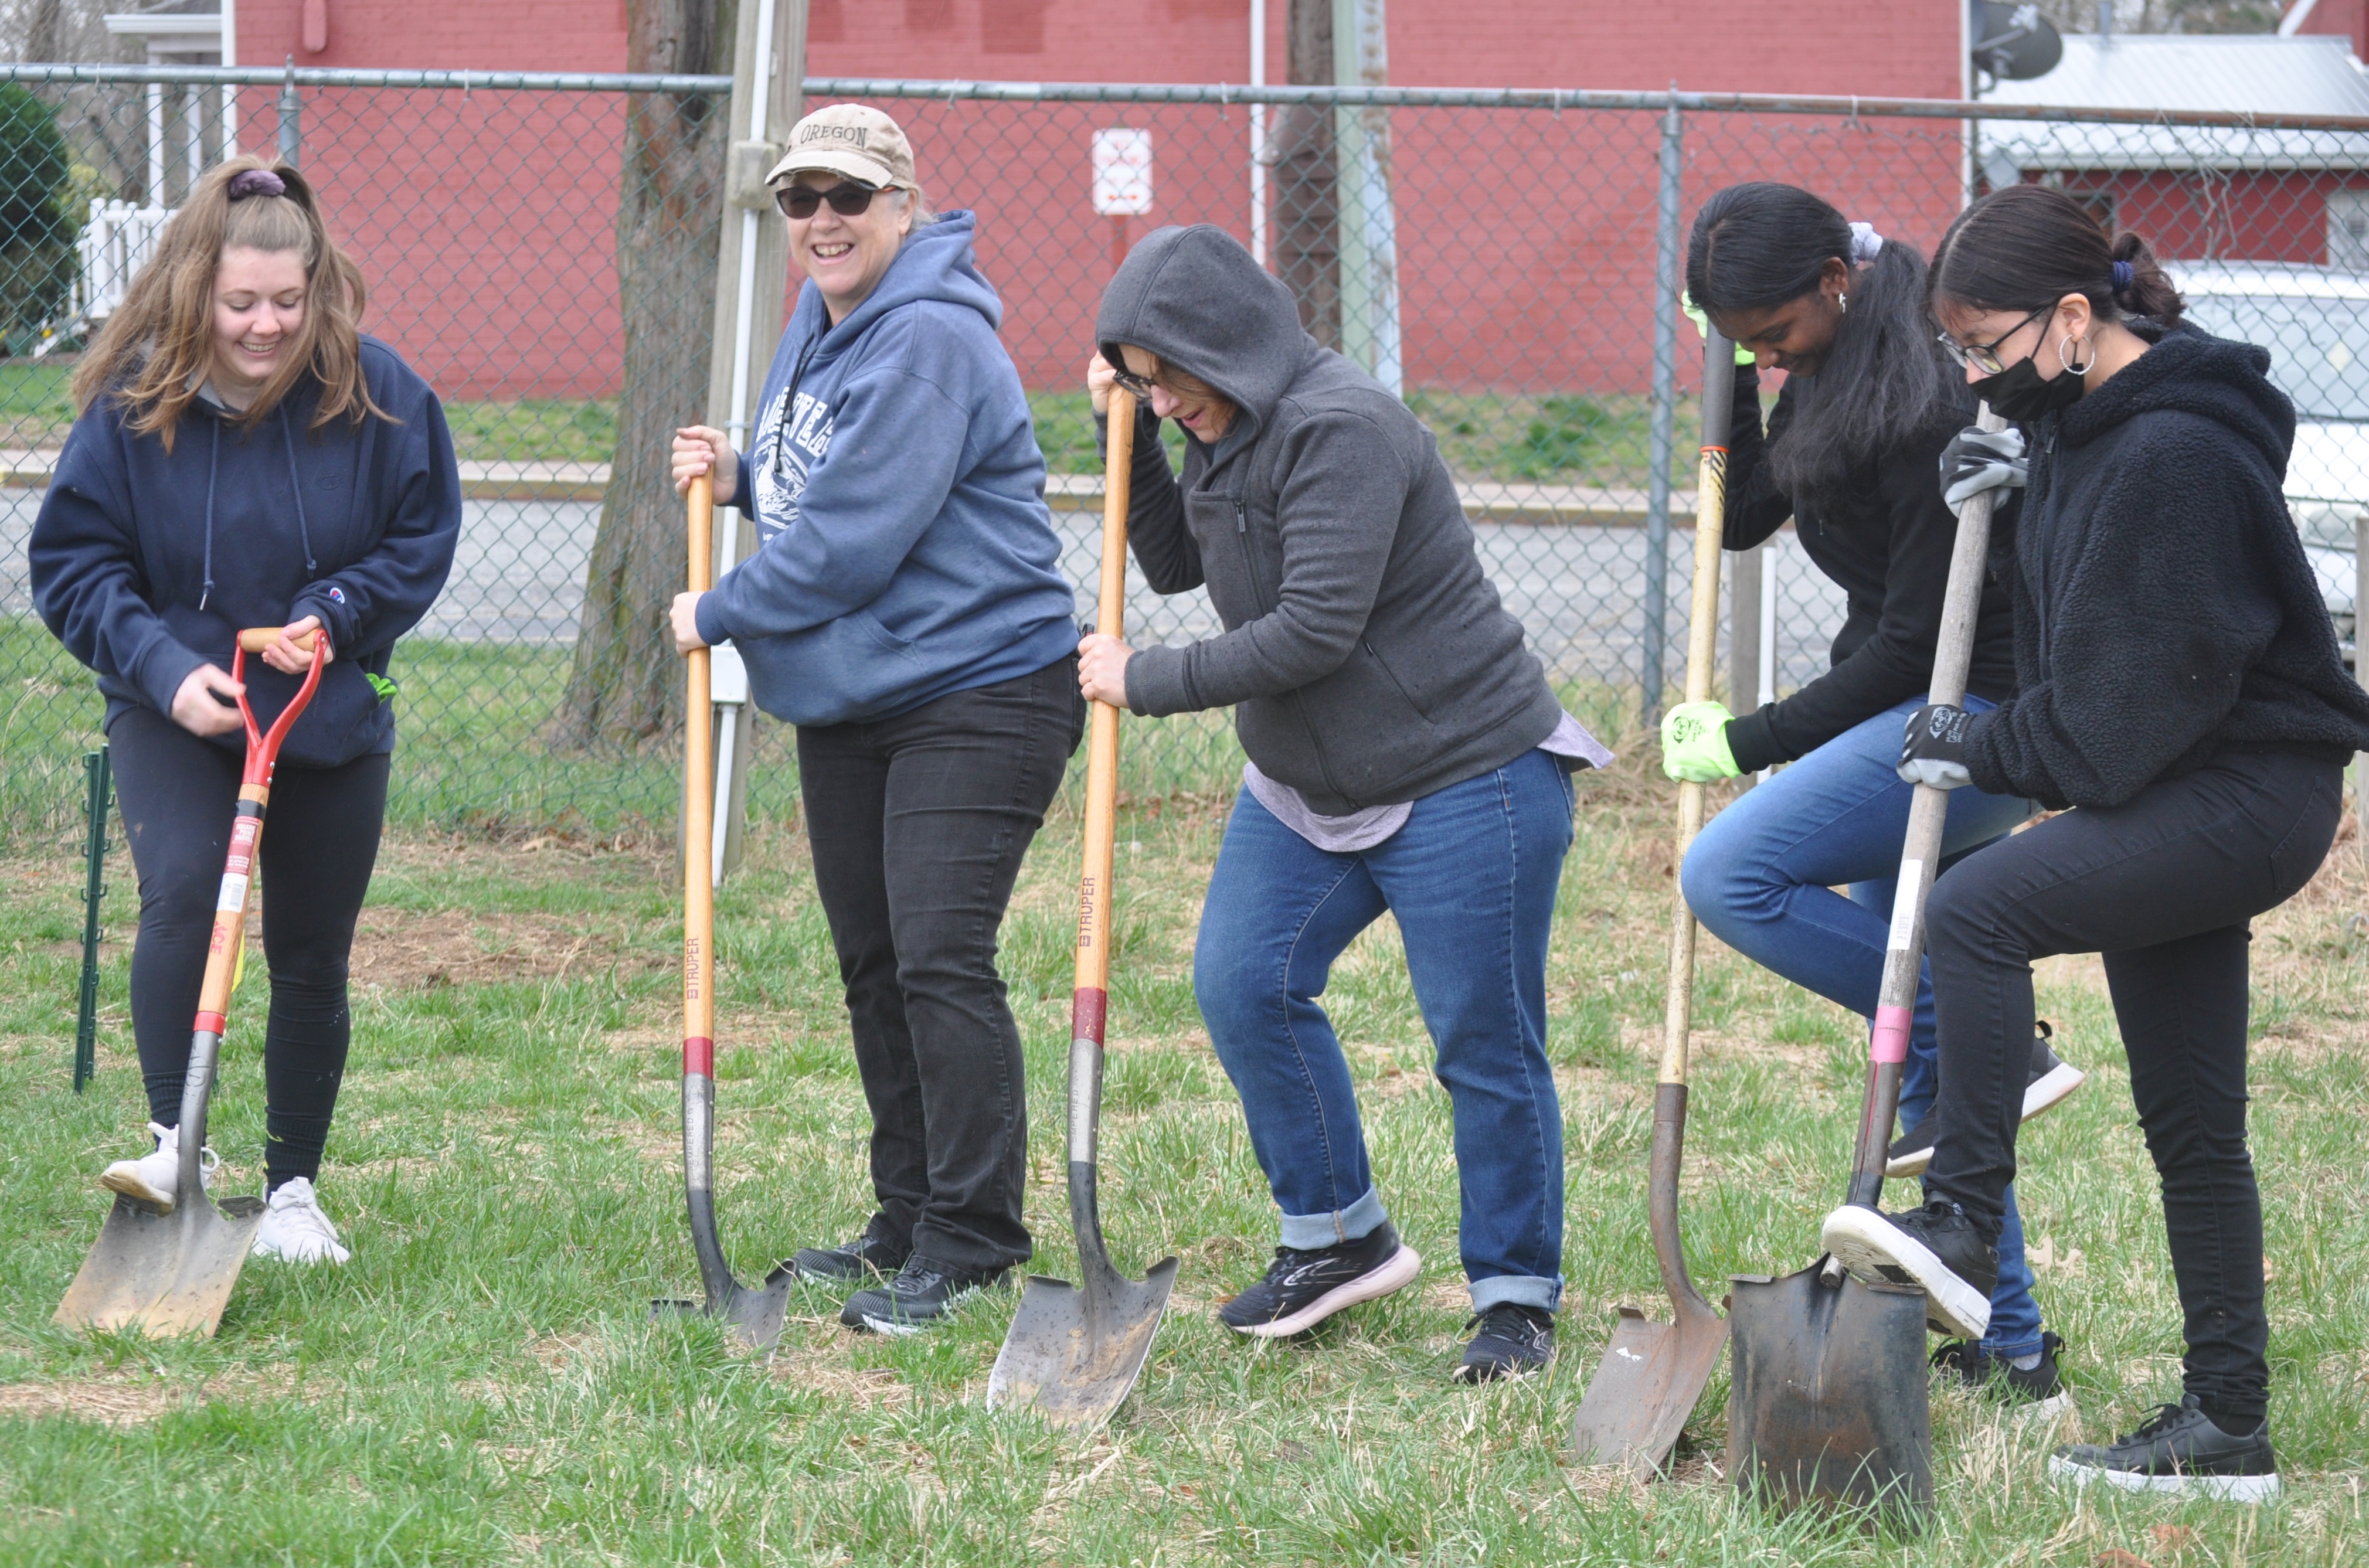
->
[74, 746, 111, 1093]
[2356, 511, 2367, 863]
[1729, 541, 1762, 794]
[276, 55, 300, 165]
[1640, 95, 1683, 726]
[1249, 0, 1267, 267]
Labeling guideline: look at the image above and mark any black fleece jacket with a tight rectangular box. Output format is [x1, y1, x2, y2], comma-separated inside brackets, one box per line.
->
[1964, 324, 2369, 809]
[1719, 362, 2018, 774]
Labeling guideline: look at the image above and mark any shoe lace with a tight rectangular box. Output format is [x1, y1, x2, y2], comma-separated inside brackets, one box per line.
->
[1467, 1302, 1545, 1341]
[891, 1259, 949, 1294]
[2125, 1402, 2188, 1443]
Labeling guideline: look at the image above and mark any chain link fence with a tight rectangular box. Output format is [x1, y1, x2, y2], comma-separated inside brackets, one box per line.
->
[2, 66, 2364, 846]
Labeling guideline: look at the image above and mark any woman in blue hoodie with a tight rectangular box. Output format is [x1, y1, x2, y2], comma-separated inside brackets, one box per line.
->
[669, 106, 1081, 1336]
[31, 158, 461, 1264]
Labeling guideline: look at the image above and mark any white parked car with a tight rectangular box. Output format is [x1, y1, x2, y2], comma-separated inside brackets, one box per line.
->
[2171, 261, 2368, 665]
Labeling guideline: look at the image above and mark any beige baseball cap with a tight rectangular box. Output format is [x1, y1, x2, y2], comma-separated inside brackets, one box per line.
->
[765, 104, 915, 191]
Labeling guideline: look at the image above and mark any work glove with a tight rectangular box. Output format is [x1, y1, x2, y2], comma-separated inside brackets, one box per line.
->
[1939, 424, 2027, 509]
[1681, 291, 1755, 365]
[1898, 703, 1974, 790]
[1661, 699, 1741, 782]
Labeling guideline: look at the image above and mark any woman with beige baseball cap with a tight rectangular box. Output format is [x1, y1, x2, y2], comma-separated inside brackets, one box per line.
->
[667, 104, 1084, 1338]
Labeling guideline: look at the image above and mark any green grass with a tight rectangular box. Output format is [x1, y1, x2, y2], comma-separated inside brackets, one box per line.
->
[2, 752, 2364, 1563]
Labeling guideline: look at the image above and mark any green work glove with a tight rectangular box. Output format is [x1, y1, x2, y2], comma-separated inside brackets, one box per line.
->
[1681, 291, 1754, 365]
[1661, 699, 1741, 782]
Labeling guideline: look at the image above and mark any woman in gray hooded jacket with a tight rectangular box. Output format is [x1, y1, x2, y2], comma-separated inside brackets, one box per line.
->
[1080, 223, 1607, 1382]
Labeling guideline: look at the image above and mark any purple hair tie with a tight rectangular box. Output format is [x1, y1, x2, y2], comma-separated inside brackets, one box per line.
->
[227, 168, 287, 201]
[2110, 259, 2134, 293]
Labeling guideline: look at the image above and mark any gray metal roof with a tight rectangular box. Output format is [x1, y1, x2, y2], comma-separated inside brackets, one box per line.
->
[1979, 35, 2369, 172]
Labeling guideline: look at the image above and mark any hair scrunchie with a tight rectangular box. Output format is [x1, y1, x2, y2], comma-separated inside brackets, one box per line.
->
[2109, 259, 2135, 294]
[1847, 221, 1885, 266]
[227, 168, 287, 201]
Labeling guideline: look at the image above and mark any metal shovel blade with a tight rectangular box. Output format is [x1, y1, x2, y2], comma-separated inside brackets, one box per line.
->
[1569, 1294, 1731, 1477]
[651, 1185, 792, 1352]
[1728, 1261, 1933, 1514]
[987, 1162, 1178, 1429]
[55, 1190, 264, 1338]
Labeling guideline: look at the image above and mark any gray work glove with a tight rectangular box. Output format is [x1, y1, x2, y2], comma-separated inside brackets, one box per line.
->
[1898, 702, 1974, 791]
[1939, 424, 2028, 509]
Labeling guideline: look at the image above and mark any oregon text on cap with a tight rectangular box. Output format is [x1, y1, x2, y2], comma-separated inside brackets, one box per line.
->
[800, 124, 870, 148]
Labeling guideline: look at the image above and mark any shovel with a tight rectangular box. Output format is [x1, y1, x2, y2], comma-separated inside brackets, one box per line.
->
[987, 386, 1179, 1428]
[1568, 326, 1738, 1477]
[653, 472, 791, 1351]
[1724, 404, 2012, 1516]
[56, 626, 325, 1338]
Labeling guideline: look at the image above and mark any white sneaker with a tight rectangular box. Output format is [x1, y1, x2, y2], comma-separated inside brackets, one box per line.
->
[98, 1122, 217, 1214]
[250, 1177, 352, 1264]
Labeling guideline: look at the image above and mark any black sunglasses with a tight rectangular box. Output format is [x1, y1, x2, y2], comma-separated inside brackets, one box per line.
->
[776, 180, 886, 220]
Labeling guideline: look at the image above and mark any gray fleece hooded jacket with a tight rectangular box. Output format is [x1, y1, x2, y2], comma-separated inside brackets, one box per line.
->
[1098, 225, 1561, 814]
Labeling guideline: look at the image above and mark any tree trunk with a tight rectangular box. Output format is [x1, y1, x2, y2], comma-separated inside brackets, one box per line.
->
[1274, 0, 1339, 349]
[553, 0, 732, 749]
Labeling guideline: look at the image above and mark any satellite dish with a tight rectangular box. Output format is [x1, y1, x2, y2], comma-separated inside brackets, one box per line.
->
[1972, 2, 2064, 83]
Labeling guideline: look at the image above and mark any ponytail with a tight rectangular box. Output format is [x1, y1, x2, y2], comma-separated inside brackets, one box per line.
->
[1932, 183, 2185, 329]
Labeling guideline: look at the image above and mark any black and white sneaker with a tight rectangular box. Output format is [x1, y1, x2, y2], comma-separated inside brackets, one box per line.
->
[790, 1222, 910, 1283]
[839, 1254, 1010, 1336]
[1887, 1023, 2086, 1179]
[1931, 1331, 2065, 1402]
[1820, 1196, 2000, 1339]
[1218, 1220, 1420, 1338]
[2049, 1396, 2280, 1503]
[1454, 1303, 1554, 1383]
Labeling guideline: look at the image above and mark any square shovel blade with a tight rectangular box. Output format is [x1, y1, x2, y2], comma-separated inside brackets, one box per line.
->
[987, 1256, 1178, 1430]
[1728, 1263, 1933, 1515]
[1569, 1298, 1730, 1477]
[55, 1191, 265, 1338]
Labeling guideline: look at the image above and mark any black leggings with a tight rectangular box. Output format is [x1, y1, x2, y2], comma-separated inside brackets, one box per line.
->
[1922, 749, 2343, 1430]
[109, 704, 388, 1191]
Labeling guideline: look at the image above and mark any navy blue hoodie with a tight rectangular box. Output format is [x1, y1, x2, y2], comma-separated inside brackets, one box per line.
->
[694, 212, 1077, 725]
[30, 336, 462, 768]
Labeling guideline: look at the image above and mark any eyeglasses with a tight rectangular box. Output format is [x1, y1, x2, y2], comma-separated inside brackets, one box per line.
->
[1106, 362, 1161, 400]
[776, 181, 886, 220]
[1937, 304, 2052, 376]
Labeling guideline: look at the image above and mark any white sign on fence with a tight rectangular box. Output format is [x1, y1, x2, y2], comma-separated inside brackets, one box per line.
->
[1091, 128, 1153, 216]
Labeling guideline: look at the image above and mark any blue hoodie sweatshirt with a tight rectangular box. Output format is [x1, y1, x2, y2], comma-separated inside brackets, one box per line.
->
[30, 336, 462, 768]
[694, 212, 1078, 725]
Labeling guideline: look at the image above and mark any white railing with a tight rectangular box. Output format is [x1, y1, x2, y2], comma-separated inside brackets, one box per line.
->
[74, 201, 174, 325]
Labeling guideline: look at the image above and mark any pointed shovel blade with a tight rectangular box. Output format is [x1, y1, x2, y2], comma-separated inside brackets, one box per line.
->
[1569, 1297, 1731, 1477]
[652, 1263, 793, 1352]
[987, 1255, 1178, 1430]
[56, 1191, 263, 1338]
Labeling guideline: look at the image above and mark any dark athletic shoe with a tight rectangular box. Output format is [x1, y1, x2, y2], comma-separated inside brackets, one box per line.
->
[1930, 1330, 2065, 1402]
[790, 1223, 910, 1283]
[1820, 1196, 2000, 1339]
[1217, 1220, 1421, 1338]
[2048, 1395, 2280, 1502]
[1454, 1303, 1555, 1383]
[839, 1254, 1010, 1336]
[1887, 1023, 2087, 1179]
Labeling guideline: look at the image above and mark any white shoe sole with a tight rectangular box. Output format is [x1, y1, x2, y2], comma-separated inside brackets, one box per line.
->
[1884, 1061, 2091, 1179]
[1819, 1206, 1991, 1340]
[2048, 1454, 2280, 1502]
[98, 1166, 175, 1213]
[1229, 1243, 1422, 1339]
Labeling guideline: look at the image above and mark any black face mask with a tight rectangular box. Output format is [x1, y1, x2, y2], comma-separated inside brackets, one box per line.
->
[1969, 352, 2086, 422]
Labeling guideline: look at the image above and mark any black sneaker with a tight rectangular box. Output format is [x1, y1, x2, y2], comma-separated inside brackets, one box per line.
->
[790, 1222, 910, 1283]
[1930, 1330, 2065, 1402]
[1454, 1302, 1554, 1383]
[1217, 1220, 1420, 1338]
[1820, 1195, 2000, 1339]
[2048, 1395, 2280, 1502]
[839, 1254, 1010, 1336]
[1887, 1023, 2086, 1179]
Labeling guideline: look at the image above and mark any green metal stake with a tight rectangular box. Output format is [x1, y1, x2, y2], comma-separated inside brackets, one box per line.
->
[74, 746, 111, 1093]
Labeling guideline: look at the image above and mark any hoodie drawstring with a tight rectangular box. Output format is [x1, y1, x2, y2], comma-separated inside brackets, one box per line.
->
[199, 403, 318, 613]
[278, 403, 318, 577]
[198, 419, 220, 611]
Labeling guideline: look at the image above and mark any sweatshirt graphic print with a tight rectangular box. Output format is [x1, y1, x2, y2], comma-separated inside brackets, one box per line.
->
[750, 382, 836, 543]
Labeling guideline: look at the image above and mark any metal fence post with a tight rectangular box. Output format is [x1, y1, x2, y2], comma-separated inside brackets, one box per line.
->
[1729, 542, 1762, 792]
[74, 746, 111, 1093]
[277, 56, 302, 166]
[1640, 95, 1684, 727]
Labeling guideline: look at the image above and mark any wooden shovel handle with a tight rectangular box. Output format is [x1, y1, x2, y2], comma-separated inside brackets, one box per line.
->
[683, 474, 716, 1073]
[1073, 389, 1134, 1006]
[237, 627, 320, 652]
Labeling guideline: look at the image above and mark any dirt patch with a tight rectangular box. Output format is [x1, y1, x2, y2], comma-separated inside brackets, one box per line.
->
[350, 906, 665, 992]
[0, 1364, 301, 1426]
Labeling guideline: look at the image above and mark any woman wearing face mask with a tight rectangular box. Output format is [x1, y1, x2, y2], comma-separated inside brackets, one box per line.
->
[30, 158, 461, 1264]
[1821, 184, 2369, 1499]
[1082, 225, 1613, 1384]
[669, 105, 1082, 1338]
[1665, 182, 2077, 1398]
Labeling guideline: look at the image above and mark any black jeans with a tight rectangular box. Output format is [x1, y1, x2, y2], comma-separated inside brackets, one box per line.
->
[108, 704, 389, 1191]
[1923, 749, 2343, 1428]
[796, 656, 1082, 1271]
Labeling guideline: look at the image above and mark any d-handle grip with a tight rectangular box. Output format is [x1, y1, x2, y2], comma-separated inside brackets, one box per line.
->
[237, 627, 321, 653]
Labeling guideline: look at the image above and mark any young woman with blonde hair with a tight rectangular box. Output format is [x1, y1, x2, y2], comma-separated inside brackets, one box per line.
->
[32, 156, 461, 1263]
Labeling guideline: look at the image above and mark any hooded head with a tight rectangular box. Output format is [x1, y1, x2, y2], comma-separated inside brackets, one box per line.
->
[1096, 225, 1311, 441]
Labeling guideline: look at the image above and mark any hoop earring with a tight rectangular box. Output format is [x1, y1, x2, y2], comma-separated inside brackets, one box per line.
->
[2058, 332, 2095, 376]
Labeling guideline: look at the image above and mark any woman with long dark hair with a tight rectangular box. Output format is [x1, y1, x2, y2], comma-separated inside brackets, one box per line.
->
[1667, 182, 2079, 1396]
[1823, 185, 2369, 1499]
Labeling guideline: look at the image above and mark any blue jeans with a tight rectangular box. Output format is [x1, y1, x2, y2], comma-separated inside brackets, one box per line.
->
[1195, 749, 1575, 1314]
[1679, 695, 2047, 1358]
